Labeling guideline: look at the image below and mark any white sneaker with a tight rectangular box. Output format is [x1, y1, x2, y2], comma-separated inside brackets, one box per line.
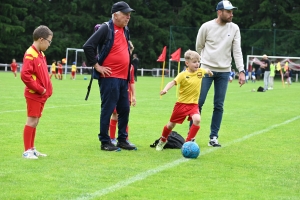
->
[208, 136, 221, 147]
[111, 139, 117, 146]
[22, 149, 38, 159]
[156, 139, 167, 151]
[32, 147, 47, 157]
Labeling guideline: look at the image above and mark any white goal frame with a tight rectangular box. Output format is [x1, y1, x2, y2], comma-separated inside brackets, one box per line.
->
[64, 48, 85, 79]
[247, 55, 300, 82]
[246, 55, 300, 71]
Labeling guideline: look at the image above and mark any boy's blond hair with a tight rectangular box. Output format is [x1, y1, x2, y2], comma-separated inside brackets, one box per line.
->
[184, 50, 200, 61]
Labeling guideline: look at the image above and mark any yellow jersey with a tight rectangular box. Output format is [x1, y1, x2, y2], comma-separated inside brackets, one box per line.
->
[51, 63, 56, 71]
[71, 64, 76, 72]
[174, 68, 206, 104]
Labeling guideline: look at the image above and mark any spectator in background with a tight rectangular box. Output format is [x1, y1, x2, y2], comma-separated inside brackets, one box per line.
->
[57, 60, 63, 80]
[251, 68, 256, 83]
[268, 61, 275, 89]
[71, 62, 76, 80]
[256, 67, 261, 81]
[248, 61, 252, 80]
[50, 60, 57, 79]
[10, 58, 19, 78]
[261, 54, 270, 91]
[245, 69, 249, 83]
[132, 53, 139, 81]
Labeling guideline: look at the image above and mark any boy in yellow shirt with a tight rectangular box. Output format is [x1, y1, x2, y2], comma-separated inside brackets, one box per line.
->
[50, 60, 57, 79]
[71, 62, 76, 80]
[156, 50, 213, 151]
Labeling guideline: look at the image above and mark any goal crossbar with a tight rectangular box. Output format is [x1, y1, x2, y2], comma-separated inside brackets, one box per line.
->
[247, 55, 300, 71]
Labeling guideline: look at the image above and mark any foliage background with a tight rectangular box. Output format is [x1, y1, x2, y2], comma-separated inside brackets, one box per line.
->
[1, 0, 300, 68]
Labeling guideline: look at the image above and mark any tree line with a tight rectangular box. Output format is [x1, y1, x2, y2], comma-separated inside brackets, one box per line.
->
[1, 0, 300, 68]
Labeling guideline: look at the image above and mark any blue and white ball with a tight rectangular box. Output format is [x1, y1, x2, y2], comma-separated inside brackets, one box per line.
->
[84, 76, 87, 80]
[181, 141, 200, 159]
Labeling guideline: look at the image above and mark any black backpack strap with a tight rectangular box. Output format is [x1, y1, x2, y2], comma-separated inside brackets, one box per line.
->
[85, 70, 94, 100]
[150, 139, 160, 148]
[85, 22, 111, 101]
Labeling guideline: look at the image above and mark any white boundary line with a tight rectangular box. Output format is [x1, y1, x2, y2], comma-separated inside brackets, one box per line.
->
[75, 115, 300, 200]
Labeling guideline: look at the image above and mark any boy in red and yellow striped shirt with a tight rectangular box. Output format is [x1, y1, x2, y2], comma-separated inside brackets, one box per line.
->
[20, 25, 53, 159]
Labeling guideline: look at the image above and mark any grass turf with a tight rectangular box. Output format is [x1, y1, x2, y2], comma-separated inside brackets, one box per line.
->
[0, 72, 299, 199]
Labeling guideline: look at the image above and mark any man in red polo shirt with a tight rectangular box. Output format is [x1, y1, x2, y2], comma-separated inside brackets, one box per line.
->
[83, 1, 136, 151]
[20, 25, 53, 159]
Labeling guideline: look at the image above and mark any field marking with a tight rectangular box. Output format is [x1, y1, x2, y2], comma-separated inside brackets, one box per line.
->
[75, 115, 300, 200]
[0, 103, 99, 114]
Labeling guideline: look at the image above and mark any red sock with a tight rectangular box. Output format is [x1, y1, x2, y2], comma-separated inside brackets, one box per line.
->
[23, 125, 35, 151]
[109, 119, 117, 139]
[161, 125, 172, 142]
[186, 124, 200, 141]
[126, 125, 129, 140]
[31, 127, 36, 148]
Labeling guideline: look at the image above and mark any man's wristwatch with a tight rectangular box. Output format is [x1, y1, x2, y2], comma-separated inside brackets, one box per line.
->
[239, 70, 245, 74]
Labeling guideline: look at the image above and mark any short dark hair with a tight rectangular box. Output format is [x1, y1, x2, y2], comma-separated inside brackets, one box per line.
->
[33, 25, 53, 41]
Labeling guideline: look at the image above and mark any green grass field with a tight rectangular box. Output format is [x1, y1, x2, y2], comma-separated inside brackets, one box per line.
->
[0, 72, 299, 200]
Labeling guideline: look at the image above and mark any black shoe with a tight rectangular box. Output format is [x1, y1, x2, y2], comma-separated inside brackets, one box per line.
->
[101, 143, 121, 151]
[117, 140, 137, 150]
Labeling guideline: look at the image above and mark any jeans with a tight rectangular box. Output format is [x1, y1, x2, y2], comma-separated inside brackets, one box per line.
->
[198, 71, 230, 139]
[264, 71, 270, 90]
[98, 78, 130, 144]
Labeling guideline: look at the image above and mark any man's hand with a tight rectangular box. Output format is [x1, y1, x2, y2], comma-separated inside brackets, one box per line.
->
[131, 96, 136, 107]
[94, 63, 111, 77]
[207, 69, 213, 77]
[42, 88, 46, 95]
[238, 73, 246, 87]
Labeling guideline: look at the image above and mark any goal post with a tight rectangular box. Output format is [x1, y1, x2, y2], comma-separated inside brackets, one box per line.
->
[64, 48, 86, 79]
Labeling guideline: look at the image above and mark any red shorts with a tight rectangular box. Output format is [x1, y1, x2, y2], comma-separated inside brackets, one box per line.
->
[11, 68, 17, 72]
[169, 102, 199, 124]
[58, 69, 62, 74]
[71, 71, 75, 76]
[51, 71, 56, 74]
[26, 98, 45, 117]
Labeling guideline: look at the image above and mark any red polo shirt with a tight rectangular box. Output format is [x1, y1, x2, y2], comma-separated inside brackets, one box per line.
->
[102, 24, 130, 79]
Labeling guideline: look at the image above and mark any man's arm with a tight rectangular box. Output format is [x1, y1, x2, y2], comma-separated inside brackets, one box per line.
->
[82, 25, 108, 67]
[196, 24, 206, 54]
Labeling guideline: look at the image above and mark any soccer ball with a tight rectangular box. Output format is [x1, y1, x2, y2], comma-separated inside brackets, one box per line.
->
[181, 141, 200, 159]
[84, 77, 87, 80]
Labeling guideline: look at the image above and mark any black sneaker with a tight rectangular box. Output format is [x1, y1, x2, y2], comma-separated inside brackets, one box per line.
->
[117, 140, 137, 150]
[208, 137, 221, 147]
[101, 143, 121, 151]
